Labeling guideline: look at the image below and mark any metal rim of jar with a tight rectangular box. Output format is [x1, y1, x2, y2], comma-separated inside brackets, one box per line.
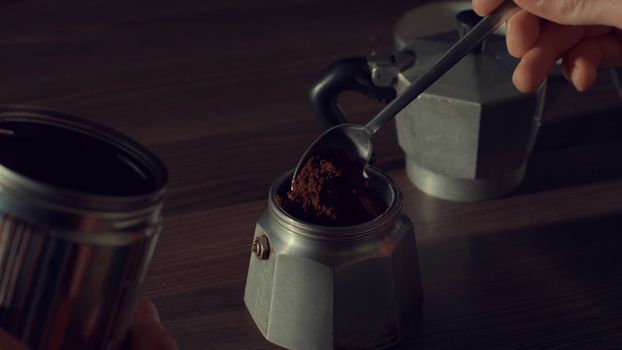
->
[268, 167, 403, 242]
[0, 105, 168, 231]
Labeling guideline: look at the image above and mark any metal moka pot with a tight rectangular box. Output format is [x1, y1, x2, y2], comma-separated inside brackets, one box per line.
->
[310, 10, 546, 202]
[244, 167, 423, 350]
[0, 106, 168, 350]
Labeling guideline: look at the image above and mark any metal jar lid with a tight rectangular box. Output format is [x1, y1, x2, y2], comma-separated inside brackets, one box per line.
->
[0, 105, 168, 232]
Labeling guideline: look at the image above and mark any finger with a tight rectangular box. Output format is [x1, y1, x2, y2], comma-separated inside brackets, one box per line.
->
[562, 40, 601, 91]
[0, 328, 29, 350]
[598, 32, 622, 66]
[506, 10, 541, 57]
[562, 33, 622, 91]
[513, 0, 622, 28]
[136, 297, 160, 323]
[472, 0, 505, 16]
[513, 21, 586, 92]
[130, 298, 178, 350]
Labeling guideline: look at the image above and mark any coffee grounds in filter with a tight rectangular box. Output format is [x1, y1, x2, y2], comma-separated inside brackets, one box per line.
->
[276, 151, 387, 226]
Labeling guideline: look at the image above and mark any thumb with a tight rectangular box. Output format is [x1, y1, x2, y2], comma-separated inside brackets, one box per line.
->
[0, 328, 29, 350]
[129, 298, 178, 350]
[514, 0, 622, 29]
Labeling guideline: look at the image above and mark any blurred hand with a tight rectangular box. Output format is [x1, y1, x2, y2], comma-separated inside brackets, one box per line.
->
[0, 297, 177, 350]
[128, 297, 178, 350]
[473, 0, 622, 92]
[0, 328, 28, 350]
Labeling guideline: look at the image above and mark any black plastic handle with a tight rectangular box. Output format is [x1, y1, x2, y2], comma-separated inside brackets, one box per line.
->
[309, 57, 396, 128]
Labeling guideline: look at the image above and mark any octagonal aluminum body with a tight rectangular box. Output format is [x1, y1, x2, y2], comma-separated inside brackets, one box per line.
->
[395, 32, 546, 201]
[244, 168, 423, 350]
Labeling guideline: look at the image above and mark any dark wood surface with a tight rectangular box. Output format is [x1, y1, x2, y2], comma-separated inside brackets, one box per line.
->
[2, 1, 622, 349]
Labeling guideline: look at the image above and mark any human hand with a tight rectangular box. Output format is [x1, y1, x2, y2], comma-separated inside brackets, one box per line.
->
[0, 297, 177, 350]
[127, 297, 178, 350]
[472, 0, 622, 92]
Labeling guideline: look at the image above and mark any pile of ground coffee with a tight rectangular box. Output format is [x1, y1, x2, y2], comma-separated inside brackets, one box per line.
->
[275, 151, 387, 226]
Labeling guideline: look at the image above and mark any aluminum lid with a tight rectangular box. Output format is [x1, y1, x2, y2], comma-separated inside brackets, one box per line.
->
[398, 31, 523, 105]
[0, 106, 168, 230]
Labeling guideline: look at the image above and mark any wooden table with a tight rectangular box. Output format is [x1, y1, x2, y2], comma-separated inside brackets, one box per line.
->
[2, 0, 622, 349]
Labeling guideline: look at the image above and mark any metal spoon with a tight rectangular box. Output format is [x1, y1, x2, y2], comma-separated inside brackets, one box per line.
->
[292, 1, 519, 186]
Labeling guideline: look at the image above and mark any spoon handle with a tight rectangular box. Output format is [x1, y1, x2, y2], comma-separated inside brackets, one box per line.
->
[363, 0, 520, 135]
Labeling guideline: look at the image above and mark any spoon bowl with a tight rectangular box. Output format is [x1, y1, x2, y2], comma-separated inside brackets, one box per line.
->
[291, 124, 371, 187]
